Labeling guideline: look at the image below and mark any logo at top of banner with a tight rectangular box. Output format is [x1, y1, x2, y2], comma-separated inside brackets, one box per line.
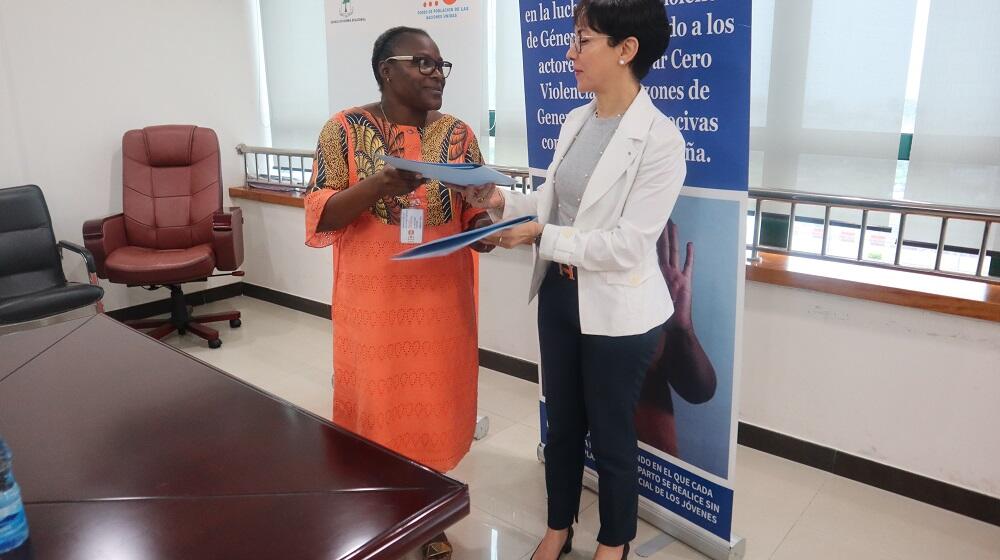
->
[331, 0, 366, 24]
[417, 0, 469, 20]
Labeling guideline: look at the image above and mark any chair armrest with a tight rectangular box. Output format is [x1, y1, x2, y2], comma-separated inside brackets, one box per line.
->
[58, 240, 98, 275]
[212, 207, 244, 271]
[82, 213, 126, 279]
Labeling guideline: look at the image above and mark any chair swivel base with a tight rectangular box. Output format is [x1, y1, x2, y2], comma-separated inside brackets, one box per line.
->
[126, 285, 240, 349]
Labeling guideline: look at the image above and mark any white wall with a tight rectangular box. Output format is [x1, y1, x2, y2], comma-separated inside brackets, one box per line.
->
[240, 200, 332, 303]
[478, 244, 539, 363]
[0, 28, 27, 185]
[741, 282, 1000, 499]
[259, 0, 329, 150]
[0, 0, 269, 312]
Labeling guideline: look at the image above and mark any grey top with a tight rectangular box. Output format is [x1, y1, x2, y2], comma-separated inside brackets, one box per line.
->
[552, 112, 623, 226]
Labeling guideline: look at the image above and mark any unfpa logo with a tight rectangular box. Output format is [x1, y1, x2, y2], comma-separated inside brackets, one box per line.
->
[417, 0, 466, 20]
[338, 0, 354, 17]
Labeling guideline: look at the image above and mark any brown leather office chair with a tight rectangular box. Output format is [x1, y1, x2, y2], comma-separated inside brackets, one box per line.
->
[83, 125, 244, 348]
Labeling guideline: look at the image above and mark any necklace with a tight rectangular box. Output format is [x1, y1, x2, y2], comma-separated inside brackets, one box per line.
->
[377, 102, 425, 209]
[379, 101, 427, 128]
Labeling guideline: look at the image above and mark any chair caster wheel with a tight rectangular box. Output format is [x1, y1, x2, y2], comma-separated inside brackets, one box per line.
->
[230, 319, 242, 328]
[208, 339, 222, 349]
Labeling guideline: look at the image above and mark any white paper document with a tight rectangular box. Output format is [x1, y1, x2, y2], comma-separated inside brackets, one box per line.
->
[379, 154, 517, 187]
[391, 215, 537, 261]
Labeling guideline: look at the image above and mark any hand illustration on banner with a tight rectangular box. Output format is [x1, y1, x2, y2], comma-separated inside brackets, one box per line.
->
[635, 220, 717, 457]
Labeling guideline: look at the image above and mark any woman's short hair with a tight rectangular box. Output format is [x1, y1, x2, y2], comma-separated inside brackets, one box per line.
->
[574, 0, 671, 81]
[371, 26, 430, 90]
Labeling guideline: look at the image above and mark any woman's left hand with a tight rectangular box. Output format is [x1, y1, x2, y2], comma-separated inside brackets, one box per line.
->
[482, 222, 543, 249]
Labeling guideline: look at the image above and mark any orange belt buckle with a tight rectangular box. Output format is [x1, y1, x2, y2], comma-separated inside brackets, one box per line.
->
[559, 263, 576, 280]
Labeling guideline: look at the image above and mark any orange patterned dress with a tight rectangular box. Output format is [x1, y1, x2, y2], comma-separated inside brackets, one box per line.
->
[305, 108, 485, 472]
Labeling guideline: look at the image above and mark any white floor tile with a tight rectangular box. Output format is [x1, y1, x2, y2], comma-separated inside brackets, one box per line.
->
[435, 506, 539, 560]
[730, 446, 830, 559]
[770, 523, 899, 560]
[478, 382, 541, 424]
[788, 476, 1000, 560]
[476, 411, 518, 445]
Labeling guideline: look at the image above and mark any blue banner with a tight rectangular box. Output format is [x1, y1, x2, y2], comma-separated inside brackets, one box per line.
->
[523, 0, 751, 545]
[520, 0, 750, 191]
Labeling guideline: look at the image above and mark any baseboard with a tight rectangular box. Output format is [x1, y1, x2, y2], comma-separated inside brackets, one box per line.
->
[737, 423, 999, 527]
[242, 283, 331, 319]
[108, 282, 999, 526]
[242, 285, 541, 385]
[478, 349, 539, 383]
[106, 282, 243, 322]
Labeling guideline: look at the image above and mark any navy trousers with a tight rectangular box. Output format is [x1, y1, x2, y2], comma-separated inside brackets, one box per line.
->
[538, 265, 661, 546]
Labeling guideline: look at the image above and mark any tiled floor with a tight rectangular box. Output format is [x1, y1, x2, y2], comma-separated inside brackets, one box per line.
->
[165, 297, 1000, 560]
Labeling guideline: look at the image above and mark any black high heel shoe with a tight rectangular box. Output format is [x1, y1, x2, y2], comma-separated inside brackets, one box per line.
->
[622, 542, 630, 559]
[562, 526, 574, 555]
[530, 526, 574, 559]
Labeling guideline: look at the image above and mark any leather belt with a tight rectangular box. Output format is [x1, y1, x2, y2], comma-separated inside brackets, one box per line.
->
[557, 263, 576, 280]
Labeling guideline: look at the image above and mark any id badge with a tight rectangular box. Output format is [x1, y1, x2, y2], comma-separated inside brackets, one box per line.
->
[401, 208, 424, 244]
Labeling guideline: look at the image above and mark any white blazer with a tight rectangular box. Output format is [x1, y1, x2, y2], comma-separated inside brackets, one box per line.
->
[499, 88, 686, 336]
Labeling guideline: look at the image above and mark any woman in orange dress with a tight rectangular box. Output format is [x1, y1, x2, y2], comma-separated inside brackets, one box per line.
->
[304, 26, 489, 479]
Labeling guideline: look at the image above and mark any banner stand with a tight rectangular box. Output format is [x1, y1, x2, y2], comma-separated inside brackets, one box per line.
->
[537, 443, 747, 560]
[634, 533, 676, 557]
[629, 481, 746, 560]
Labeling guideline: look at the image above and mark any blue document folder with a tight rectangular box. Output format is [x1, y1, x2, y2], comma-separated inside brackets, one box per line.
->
[392, 215, 537, 261]
[379, 155, 517, 186]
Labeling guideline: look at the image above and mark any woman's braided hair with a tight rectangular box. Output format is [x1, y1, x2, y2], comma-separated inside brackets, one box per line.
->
[371, 26, 430, 90]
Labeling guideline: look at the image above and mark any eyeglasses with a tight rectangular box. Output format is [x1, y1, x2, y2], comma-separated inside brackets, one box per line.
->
[383, 55, 452, 78]
[570, 32, 611, 54]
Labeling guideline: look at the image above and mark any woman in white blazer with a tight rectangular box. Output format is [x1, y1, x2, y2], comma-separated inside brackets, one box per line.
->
[466, 2, 684, 558]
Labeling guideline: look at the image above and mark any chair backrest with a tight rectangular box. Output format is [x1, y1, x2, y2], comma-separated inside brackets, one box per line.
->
[0, 185, 66, 299]
[122, 125, 223, 250]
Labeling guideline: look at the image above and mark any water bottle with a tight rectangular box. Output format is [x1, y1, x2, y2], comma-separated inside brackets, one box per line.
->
[0, 437, 29, 553]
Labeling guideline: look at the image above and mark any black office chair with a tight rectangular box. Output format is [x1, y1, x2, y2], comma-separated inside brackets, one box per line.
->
[0, 185, 105, 325]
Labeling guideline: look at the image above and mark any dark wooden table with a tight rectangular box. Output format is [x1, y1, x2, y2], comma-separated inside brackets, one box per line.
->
[0, 315, 468, 559]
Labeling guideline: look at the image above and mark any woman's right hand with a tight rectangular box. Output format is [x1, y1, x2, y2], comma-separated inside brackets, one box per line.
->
[462, 183, 504, 210]
[372, 166, 424, 197]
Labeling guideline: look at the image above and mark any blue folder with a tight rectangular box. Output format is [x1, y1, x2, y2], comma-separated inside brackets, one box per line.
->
[379, 155, 517, 187]
[392, 215, 537, 261]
